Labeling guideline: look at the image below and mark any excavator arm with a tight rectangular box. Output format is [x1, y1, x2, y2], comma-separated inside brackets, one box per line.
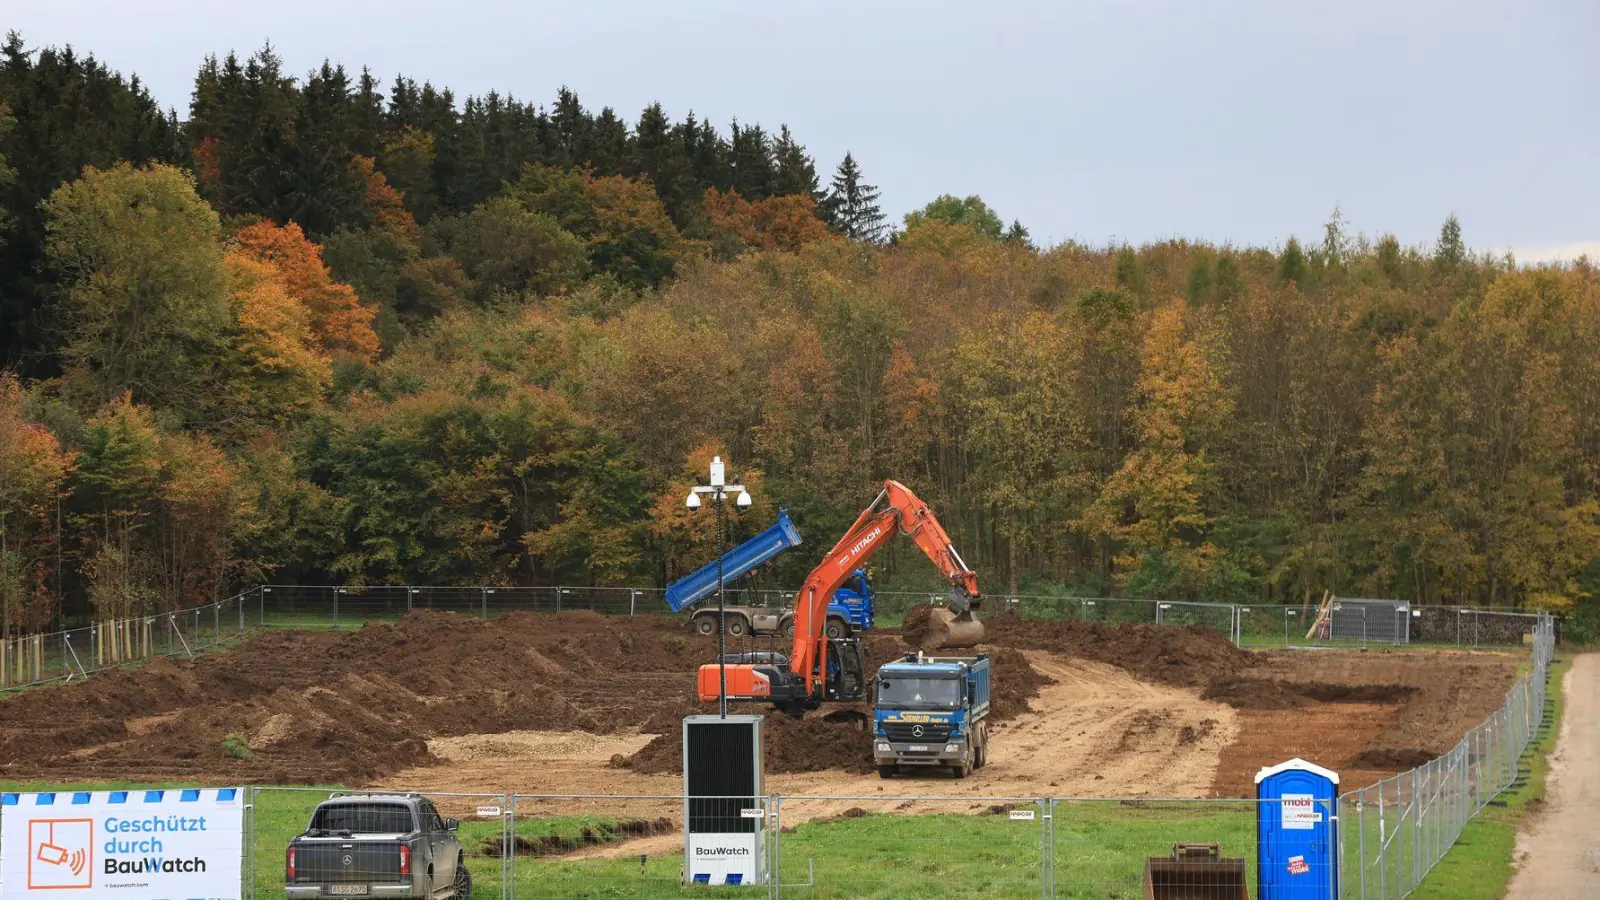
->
[696, 480, 982, 711]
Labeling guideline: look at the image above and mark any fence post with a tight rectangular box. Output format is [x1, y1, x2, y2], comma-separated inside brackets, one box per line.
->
[406, 587, 414, 613]
[333, 587, 341, 629]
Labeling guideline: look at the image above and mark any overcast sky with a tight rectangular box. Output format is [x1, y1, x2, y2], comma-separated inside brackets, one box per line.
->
[9, 1, 1597, 259]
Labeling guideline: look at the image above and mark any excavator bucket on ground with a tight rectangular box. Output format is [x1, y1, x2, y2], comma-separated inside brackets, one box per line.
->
[1142, 843, 1250, 900]
[916, 607, 985, 650]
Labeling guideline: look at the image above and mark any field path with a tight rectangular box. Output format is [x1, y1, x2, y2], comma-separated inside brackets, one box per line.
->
[1505, 652, 1600, 899]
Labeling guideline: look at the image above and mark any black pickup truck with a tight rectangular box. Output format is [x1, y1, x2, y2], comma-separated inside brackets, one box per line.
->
[285, 794, 471, 900]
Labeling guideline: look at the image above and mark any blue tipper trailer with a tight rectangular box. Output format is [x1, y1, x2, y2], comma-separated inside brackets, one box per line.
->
[665, 509, 803, 613]
[1255, 758, 1339, 900]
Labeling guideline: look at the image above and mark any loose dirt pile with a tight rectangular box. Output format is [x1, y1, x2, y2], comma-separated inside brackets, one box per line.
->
[0, 605, 1522, 796]
[905, 605, 1256, 688]
[0, 612, 724, 783]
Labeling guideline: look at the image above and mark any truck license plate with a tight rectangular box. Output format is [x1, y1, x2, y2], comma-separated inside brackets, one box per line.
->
[908, 745, 929, 752]
[329, 886, 368, 895]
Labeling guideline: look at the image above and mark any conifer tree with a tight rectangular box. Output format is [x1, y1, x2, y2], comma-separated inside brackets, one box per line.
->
[822, 152, 887, 243]
[1434, 214, 1465, 272]
[771, 125, 820, 200]
[729, 120, 775, 200]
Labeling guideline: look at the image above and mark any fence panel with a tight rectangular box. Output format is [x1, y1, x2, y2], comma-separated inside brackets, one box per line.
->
[1051, 798, 1335, 900]
[773, 795, 1047, 899]
[250, 787, 511, 900]
[1337, 614, 1554, 899]
[508, 793, 762, 898]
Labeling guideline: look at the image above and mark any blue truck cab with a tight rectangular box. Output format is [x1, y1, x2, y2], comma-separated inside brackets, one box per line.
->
[872, 653, 991, 778]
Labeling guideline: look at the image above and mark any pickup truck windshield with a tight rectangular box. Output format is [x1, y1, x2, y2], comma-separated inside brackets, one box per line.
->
[877, 675, 962, 710]
[309, 804, 415, 834]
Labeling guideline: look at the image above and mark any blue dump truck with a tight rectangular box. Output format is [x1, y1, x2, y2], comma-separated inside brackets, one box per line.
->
[665, 509, 875, 638]
[872, 653, 991, 778]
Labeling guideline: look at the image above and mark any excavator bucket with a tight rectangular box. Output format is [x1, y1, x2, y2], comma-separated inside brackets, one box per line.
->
[1142, 843, 1249, 900]
[917, 607, 986, 650]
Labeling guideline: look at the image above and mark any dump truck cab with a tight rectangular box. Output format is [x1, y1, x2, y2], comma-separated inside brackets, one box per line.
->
[872, 653, 990, 778]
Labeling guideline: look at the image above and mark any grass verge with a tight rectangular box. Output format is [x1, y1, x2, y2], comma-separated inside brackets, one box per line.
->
[1407, 653, 1570, 900]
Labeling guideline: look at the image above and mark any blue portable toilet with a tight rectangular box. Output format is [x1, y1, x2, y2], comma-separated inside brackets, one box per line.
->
[1255, 758, 1338, 900]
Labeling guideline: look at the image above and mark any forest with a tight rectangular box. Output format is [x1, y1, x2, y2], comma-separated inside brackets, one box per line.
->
[1, 33, 1597, 636]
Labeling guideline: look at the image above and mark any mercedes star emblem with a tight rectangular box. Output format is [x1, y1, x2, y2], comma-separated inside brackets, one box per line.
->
[912, 725, 924, 738]
[342, 854, 353, 866]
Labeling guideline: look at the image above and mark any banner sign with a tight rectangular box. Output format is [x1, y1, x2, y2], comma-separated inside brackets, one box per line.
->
[687, 832, 761, 886]
[2, 789, 243, 900]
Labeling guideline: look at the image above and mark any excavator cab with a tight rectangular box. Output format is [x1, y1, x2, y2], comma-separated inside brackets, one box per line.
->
[824, 638, 866, 703]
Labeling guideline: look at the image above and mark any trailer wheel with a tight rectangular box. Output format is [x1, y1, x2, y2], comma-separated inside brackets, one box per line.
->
[825, 618, 848, 639]
[694, 616, 716, 636]
[877, 765, 897, 779]
[726, 616, 748, 637]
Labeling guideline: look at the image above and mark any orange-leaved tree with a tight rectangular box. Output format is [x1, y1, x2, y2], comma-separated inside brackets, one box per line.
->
[0, 375, 75, 635]
[702, 187, 833, 256]
[233, 221, 380, 363]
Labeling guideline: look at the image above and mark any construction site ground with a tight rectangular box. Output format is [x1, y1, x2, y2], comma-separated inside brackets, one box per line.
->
[0, 609, 1520, 807]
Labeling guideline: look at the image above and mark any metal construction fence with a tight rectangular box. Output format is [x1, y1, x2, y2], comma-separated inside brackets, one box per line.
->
[0, 592, 256, 690]
[1336, 613, 1556, 900]
[255, 583, 1552, 650]
[242, 788, 1334, 899]
[0, 584, 1555, 692]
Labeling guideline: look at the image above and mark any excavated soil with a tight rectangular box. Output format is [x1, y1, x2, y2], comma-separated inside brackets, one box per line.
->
[0, 608, 1522, 797]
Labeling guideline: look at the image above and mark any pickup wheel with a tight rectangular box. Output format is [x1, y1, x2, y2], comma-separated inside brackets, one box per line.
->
[825, 618, 848, 639]
[877, 764, 897, 779]
[693, 616, 716, 636]
[726, 616, 748, 637]
[448, 858, 471, 900]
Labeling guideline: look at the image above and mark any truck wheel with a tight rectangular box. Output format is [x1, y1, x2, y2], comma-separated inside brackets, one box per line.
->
[449, 859, 471, 900]
[975, 724, 988, 769]
[694, 617, 716, 636]
[825, 618, 847, 639]
[952, 757, 970, 779]
[877, 765, 897, 779]
[726, 617, 748, 637]
[781, 619, 796, 639]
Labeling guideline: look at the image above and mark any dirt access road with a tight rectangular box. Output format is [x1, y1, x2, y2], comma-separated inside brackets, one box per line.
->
[1505, 653, 1600, 900]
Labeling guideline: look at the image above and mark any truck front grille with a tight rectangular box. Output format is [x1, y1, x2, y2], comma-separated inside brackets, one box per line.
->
[883, 722, 953, 743]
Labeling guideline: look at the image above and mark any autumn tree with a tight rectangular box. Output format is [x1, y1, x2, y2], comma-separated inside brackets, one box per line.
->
[904, 194, 1005, 241]
[44, 163, 230, 411]
[0, 375, 74, 634]
[701, 187, 832, 256]
[1076, 302, 1240, 599]
[232, 220, 380, 362]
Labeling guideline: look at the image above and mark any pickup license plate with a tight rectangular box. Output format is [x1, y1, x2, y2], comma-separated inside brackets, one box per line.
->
[908, 745, 930, 752]
[329, 886, 368, 895]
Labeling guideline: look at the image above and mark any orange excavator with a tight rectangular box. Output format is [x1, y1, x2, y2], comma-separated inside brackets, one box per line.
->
[696, 480, 983, 716]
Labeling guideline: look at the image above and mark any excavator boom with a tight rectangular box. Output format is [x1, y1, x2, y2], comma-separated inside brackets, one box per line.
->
[696, 480, 982, 713]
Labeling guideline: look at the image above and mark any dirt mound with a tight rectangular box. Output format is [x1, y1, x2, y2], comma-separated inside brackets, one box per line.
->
[1202, 678, 1418, 710]
[1355, 748, 1438, 769]
[0, 611, 715, 783]
[961, 609, 1256, 688]
[899, 605, 937, 649]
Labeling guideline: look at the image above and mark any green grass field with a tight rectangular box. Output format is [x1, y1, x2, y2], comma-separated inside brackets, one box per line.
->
[2, 779, 1277, 899]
